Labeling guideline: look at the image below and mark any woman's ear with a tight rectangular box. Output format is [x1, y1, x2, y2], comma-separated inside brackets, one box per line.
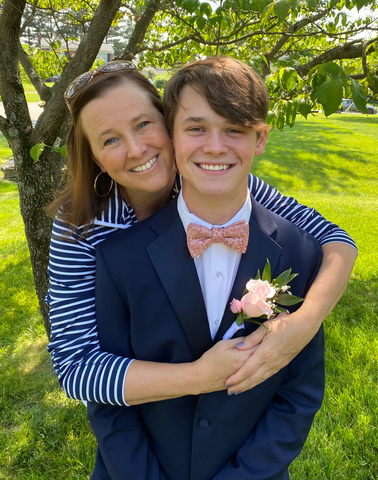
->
[93, 158, 105, 172]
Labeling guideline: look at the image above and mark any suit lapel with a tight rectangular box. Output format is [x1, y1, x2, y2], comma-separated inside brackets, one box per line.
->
[147, 199, 213, 360]
[215, 196, 282, 342]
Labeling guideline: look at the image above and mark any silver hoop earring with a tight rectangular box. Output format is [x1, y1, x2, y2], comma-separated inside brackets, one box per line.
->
[94, 171, 114, 197]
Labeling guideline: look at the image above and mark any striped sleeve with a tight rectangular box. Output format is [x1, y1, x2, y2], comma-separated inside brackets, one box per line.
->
[46, 218, 133, 406]
[250, 175, 357, 251]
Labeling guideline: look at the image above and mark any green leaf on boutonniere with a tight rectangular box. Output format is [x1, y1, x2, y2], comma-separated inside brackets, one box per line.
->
[255, 269, 261, 280]
[235, 315, 245, 326]
[273, 268, 291, 287]
[275, 293, 303, 306]
[244, 317, 270, 329]
[262, 258, 271, 283]
[274, 305, 288, 314]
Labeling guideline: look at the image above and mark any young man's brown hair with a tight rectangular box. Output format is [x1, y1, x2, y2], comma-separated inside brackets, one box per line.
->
[163, 56, 270, 135]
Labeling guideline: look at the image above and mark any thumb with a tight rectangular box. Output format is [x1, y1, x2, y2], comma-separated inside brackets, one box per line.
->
[236, 325, 269, 350]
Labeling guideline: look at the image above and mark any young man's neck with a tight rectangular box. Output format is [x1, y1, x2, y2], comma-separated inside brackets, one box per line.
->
[182, 187, 250, 225]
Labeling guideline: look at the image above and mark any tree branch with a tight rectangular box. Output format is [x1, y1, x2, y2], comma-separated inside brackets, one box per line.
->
[361, 40, 368, 77]
[296, 37, 378, 77]
[18, 42, 52, 101]
[20, 0, 39, 36]
[117, 0, 161, 60]
[0, 0, 32, 142]
[146, 34, 198, 52]
[265, 8, 331, 64]
[32, 0, 123, 145]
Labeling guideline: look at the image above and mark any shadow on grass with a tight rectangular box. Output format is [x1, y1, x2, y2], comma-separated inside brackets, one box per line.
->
[331, 115, 378, 126]
[290, 275, 378, 480]
[0, 246, 38, 348]
[331, 274, 378, 331]
[253, 120, 377, 195]
[0, 178, 18, 192]
[0, 231, 95, 478]
[0, 250, 94, 478]
[0, 338, 95, 479]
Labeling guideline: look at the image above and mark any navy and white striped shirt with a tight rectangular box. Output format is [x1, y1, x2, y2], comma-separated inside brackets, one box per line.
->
[46, 175, 357, 406]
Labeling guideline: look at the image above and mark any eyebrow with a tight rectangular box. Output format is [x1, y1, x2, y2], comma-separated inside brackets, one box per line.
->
[99, 128, 115, 139]
[183, 116, 206, 124]
[98, 113, 152, 138]
[133, 112, 151, 123]
[182, 116, 243, 128]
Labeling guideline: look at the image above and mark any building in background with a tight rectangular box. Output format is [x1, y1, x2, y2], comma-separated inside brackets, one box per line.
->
[38, 35, 114, 63]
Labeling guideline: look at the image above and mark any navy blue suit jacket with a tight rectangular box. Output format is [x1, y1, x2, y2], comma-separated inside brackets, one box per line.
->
[89, 195, 325, 480]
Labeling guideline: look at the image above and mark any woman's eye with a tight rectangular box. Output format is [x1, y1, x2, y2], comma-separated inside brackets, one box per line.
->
[104, 138, 117, 146]
[138, 121, 150, 130]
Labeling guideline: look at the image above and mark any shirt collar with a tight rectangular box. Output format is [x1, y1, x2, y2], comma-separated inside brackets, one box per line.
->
[92, 176, 180, 229]
[177, 187, 252, 233]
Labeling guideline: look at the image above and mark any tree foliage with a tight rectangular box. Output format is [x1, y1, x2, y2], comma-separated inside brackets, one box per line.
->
[133, 0, 378, 123]
[0, 0, 377, 336]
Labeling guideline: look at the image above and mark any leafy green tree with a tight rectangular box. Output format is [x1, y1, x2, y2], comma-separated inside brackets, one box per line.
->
[0, 0, 376, 336]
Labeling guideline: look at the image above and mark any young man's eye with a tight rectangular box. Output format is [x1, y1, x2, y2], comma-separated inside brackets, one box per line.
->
[188, 127, 203, 132]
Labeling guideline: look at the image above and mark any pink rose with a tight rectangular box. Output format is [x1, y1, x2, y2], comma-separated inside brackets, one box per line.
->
[245, 279, 276, 300]
[240, 290, 273, 318]
[230, 298, 242, 313]
[240, 279, 275, 318]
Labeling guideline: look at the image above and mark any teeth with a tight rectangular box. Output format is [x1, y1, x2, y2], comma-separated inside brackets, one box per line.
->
[199, 164, 231, 171]
[131, 155, 158, 172]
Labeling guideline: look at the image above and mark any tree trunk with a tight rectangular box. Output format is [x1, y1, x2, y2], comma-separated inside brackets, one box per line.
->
[16, 144, 65, 338]
[1, 0, 125, 339]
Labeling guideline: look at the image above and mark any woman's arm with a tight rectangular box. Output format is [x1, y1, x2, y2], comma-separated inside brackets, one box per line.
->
[47, 217, 253, 406]
[47, 218, 135, 406]
[249, 174, 357, 251]
[123, 337, 254, 405]
[224, 176, 358, 394]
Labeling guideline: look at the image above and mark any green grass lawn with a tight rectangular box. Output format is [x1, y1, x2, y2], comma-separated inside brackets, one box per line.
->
[0, 135, 12, 166]
[0, 114, 377, 479]
[0, 79, 53, 104]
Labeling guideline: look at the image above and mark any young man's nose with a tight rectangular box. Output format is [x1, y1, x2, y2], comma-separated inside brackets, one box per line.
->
[202, 132, 228, 156]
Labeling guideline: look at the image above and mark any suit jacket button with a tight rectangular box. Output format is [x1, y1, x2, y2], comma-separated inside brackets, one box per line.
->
[198, 418, 209, 429]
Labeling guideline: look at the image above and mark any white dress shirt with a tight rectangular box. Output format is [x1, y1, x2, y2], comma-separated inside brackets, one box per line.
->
[177, 190, 252, 340]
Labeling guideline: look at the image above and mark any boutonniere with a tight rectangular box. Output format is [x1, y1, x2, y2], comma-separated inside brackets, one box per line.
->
[223, 259, 303, 340]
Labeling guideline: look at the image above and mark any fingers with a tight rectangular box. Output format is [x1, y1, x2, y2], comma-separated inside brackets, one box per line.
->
[225, 352, 262, 387]
[235, 325, 270, 350]
[227, 374, 263, 395]
[226, 358, 278, 394]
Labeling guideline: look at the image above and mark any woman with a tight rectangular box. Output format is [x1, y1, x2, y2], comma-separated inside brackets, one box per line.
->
[47, 60, 357, 406]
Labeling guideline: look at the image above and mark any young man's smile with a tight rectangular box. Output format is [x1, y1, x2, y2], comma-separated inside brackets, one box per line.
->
[173, 85, 267, 223]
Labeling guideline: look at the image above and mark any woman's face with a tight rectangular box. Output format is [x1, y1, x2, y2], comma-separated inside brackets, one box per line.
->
[80, 81, 175, 203]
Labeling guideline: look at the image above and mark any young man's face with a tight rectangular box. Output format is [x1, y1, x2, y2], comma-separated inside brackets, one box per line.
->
[173, 85, 267, 213]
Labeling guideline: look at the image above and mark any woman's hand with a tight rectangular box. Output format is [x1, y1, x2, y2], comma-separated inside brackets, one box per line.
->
[225, 311, 320, 395]
[194, 337, 255, 395]
[225, 243, 357, 394]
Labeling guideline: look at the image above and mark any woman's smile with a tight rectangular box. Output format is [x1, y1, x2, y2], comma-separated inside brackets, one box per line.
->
[80, 82, 175, 204]
[131, 154, 159, 173]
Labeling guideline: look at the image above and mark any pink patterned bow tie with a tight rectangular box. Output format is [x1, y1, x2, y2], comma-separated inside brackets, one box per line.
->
[187, 220, 249, 258]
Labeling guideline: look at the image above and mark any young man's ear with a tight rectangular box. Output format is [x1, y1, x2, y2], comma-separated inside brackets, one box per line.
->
[254, 129, 268, 156]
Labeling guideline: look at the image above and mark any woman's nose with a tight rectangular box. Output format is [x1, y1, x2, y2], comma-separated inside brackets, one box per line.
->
[126, 135, 148, 159]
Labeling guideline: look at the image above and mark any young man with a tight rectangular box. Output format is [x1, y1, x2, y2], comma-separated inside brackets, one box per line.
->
[89, 57, 325, 480]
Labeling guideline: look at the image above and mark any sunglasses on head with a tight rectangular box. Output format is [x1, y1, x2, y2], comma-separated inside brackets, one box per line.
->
[64, 61, 137, 111]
